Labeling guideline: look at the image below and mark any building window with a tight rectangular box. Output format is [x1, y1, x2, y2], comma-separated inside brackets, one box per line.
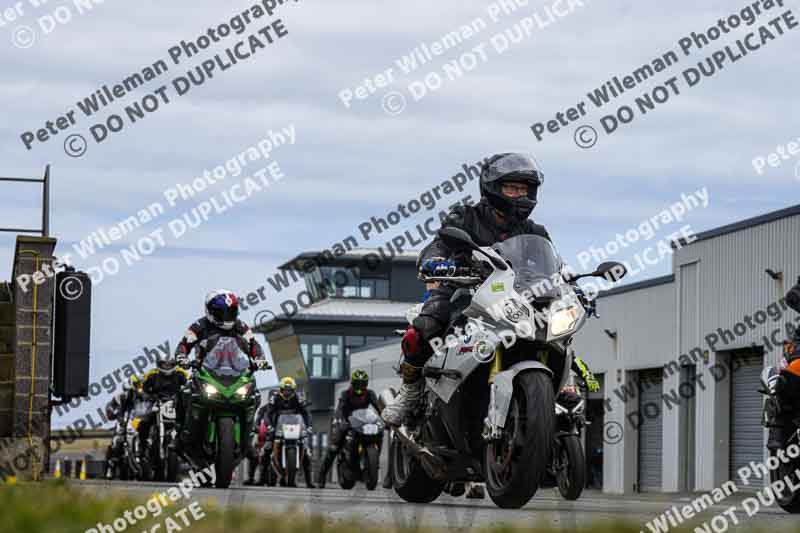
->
[303, 266, 391, 301]
[299, 335, 344, 379]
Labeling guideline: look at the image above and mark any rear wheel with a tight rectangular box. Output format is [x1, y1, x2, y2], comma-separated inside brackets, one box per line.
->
[485, 371, 555, 509]
[215, 418, 235, 488]
[555, 435, 585, 501]
[771, 448, 800, 513]
[391, 432, 444, 503]
[365, 446, 380, 490]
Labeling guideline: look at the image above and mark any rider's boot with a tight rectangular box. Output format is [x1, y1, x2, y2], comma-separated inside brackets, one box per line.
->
[243, 457, 257, 486]
[381, 437, 393, 489]
[316, 448, 336, 488]
[303, 453, 316, 488]
[466, 483, 486, 499]
[381, 362, 424, 427]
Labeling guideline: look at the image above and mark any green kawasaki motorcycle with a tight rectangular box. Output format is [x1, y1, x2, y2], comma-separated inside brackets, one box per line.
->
[180, 334, 268, 488]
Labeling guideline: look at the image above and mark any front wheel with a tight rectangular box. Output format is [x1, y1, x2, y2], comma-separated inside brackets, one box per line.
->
[555, 435, 585, 501]
[338, 457, 356, 489]
[165, 448, 180, 483]
[771, 448, 800, 512]
[285, 446, 298, 487]
[485, 371, 555, 509]
[365, 446, 380, 490]
[215, 418, 236, 489]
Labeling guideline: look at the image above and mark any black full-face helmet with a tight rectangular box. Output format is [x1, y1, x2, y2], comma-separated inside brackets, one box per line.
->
[480, 153, 544, 223]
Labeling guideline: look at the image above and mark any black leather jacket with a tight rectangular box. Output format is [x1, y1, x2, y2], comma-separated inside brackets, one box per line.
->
[420, 198, 551, 266]
[267, 393, 311, 427]
[175, 317, 264, 361]
[334, 388, 381, 422]
[142, 367, 190, 399]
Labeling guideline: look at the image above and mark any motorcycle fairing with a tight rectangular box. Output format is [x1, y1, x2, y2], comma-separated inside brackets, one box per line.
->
[486, 361, 554, 439]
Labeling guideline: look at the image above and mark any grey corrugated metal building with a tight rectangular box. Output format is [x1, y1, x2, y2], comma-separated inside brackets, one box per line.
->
[574, 204, 799, 494]
[348, 204, 800, 494]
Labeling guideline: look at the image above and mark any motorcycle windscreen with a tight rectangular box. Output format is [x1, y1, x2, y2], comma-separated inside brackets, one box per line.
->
[276, 413, 304, 427]
[349, 407, 382, 435]
[131, 397, 153, 418]
[276, 413, 304, 439]
[202, 336, 251, 387]
[494, 234, 561, 299]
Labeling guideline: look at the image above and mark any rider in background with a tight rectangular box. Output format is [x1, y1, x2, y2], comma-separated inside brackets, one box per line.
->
[103, 375, 142, 477]
[244, 395, 273, 485]
[317, 370, 381, 487]
[266, 377, 314, 487]
[137, 353, 189, 458]
[770, 277, 800, 449]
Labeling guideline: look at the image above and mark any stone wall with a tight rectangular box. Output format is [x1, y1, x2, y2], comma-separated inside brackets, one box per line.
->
[8, 236, 57, 480]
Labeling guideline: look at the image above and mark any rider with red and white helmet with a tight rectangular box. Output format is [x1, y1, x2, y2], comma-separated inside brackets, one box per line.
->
[174, 289, 266, 366]
[173, 289, 268, 450]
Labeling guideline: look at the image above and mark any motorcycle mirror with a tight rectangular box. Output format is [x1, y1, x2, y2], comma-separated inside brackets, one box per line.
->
[593, 261, 627, 283]
[437, 227, 508, 271]
[438, 227, 478, 250]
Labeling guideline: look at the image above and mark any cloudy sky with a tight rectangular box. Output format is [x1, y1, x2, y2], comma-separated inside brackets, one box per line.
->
[0, 0, 797, 425]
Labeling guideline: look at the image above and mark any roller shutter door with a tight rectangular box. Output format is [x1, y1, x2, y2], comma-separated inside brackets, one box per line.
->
[729, 353, 764, 483]
[638, 369, 663, 492]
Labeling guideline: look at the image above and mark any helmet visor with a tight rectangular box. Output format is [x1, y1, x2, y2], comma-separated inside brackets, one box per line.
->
[483, 154, 544, 184]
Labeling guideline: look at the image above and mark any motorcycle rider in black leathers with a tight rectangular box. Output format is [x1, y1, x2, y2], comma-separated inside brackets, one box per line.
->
[137, 354, 189, 459]
[265, 377, 314, 487]
[382, 153, 599, 427]
[174, 289, 268, 453]
[103, 375, 142, 478]
[769, 278, 800, 449]
[244, 400, 272, 485]
[317, 369, 381, 488]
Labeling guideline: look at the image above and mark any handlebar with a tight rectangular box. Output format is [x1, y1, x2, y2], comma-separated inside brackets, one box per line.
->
[419, 275, 483, 285]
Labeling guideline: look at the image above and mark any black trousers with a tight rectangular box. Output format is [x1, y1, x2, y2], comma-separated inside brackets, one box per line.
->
[405, 285, 455, 367]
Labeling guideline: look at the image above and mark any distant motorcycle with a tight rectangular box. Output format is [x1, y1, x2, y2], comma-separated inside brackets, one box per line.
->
[544, 387, 587, 500]
[760, 364, 800, 513]
[271, 413, 309, 487]
[337, 406, 384, 490]
[144, 396, 180, 482]
[126, 395, 154, 480]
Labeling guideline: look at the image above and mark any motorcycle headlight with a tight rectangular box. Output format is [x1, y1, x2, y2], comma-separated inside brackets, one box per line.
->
[203, 384, 219, 397]
[549, 306, 580, 337]
[236, 384, 251, 398]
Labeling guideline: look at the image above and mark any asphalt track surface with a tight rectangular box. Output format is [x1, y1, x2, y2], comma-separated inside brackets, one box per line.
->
[78, 480, 799, 531]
